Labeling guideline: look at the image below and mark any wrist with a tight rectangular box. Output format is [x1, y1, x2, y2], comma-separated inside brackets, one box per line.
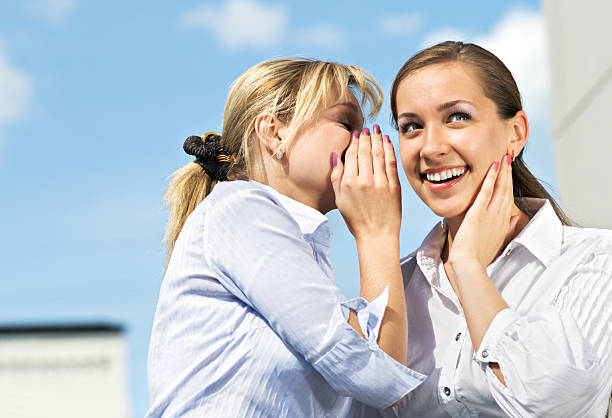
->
[355, 235, 400, 256]
[447, 255, 483, 271]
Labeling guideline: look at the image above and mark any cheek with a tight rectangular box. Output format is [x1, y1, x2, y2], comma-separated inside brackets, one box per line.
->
[399, 141, 418, 175]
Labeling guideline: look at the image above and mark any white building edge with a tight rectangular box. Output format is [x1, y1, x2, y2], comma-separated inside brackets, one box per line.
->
[544, 0, 612, 229]
[0, 324, 131, 418]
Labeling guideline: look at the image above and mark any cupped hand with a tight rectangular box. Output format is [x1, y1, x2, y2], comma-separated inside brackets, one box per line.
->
[448, 154, 522, 270]
[331, 125, 401, 241]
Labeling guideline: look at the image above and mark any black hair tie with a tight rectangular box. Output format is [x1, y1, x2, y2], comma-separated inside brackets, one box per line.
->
[183, 132, 233, 181]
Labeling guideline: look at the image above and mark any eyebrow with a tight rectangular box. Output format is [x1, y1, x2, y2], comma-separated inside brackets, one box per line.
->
[436, 99, 473, 111]
[397, 100, 474, 119]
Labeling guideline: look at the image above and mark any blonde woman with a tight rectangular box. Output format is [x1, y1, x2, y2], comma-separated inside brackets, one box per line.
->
[388, 41, 612, 417]
[146, 58, 424, 417]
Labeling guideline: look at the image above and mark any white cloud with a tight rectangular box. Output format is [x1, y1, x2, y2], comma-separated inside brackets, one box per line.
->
[27, 0, 78, 24]
[295, 25, 345, 49]
[475, 8, 549, 117]
[380, 14, 423, 37]
[0, 43, 30, 125]
[181, 0, 287, 50]
[419, 8, 548, 117]
[420, 28, 468, 49]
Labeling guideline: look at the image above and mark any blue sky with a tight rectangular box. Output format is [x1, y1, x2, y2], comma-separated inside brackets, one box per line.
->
[1, 0, 553, 415]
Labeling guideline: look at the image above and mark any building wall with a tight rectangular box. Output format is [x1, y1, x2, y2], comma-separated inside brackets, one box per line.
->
[544, 0, 612, 228]
[0, 331, 130, 418]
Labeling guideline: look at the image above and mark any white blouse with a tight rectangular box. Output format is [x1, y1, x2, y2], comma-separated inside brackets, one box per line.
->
[387, 198, 612, 417]
[146, 180, 424, 418]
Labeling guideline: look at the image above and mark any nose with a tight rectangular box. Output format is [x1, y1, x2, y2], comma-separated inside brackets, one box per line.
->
[420, 124, 451, 162]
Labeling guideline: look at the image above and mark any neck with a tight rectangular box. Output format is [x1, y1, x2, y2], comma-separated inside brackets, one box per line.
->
[442, 202, 529, 263]
[266, 178, 332, 214]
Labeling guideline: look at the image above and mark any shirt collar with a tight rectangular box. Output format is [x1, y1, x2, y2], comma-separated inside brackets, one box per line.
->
[409, 198, 563, 286]
[509, 198, 563, 267]
[410, 220, 447, 288]
[255, 181, 333, 248]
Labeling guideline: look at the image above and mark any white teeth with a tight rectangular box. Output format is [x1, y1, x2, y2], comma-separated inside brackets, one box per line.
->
[425, 167, 466, 182]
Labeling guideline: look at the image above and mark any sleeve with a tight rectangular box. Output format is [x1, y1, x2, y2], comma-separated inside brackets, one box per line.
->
[202, 185, 425, 409]
[473, 252, 612, 417]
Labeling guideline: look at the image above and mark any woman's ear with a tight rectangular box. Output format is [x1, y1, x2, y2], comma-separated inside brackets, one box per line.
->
[507, 110, 529, 157]
[254, 112, 284, 157]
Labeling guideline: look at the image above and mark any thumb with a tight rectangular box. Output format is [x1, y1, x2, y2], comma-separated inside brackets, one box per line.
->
[330, 152, 344, 197]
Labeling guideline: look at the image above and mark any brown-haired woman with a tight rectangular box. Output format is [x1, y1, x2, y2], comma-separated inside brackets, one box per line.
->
[387, 41, 612, 417]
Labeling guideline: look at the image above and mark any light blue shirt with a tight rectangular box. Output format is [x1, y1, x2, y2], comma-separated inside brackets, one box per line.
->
[146, 180, 425, 417]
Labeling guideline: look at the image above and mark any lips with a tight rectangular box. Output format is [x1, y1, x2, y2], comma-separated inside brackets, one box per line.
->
[421, 165, 468, 191]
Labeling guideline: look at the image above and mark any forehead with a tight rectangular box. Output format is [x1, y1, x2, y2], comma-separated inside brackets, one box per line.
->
[396, 62, 487, 109]
[324, 90, 363, 116]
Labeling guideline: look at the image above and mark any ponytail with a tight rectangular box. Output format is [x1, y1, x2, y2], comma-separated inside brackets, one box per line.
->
[512, 156, 576, 226]
[163, 162, 216, 268]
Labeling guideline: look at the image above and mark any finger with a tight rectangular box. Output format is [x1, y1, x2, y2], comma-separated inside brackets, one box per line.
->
[490, 154, 514, 210]
[371, 124, 387, 183]
[357, 127, 374, 177]
[473, 160, 500, 209]
[383, 135, 400, 187]
[330, 151, 344, 198]
[343, 130, 359, 178]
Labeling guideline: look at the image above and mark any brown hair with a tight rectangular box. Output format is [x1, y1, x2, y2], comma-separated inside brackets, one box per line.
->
[390, 41, 574, 226]
[164, 58, 383, 267]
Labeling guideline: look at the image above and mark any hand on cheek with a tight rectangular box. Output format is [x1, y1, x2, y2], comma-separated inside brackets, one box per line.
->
[448, 153, 522, 269]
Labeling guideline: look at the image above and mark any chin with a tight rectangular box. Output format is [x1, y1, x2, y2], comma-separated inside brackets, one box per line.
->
[423, 198, 470, 220]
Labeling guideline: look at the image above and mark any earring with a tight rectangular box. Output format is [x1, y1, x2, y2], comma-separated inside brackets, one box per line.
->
[512, 150, 516, 162]
[273, 149, 284, 160]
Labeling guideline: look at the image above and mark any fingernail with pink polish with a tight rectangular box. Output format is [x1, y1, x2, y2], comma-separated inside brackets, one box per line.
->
[384, 135, 391, 143]
[493, 162, 500, 172]
[362, 127, 370, 136]
[332, 152, 338, 167]
[352, 130, 359, 140]
[506, 154, 512, 165]
[373, 124, 381, 134]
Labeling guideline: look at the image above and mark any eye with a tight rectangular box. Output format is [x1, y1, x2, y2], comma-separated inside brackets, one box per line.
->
[338, 120, 353, 131]
[399, 121, 422, 134]
[448, 112, 471, 123]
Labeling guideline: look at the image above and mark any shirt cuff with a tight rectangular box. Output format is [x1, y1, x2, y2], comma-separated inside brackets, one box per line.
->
[311, 286, 425, 408]
[340, 286, 389, 350]
[313, 321, 426, 409]
[474, 308, 519, 363]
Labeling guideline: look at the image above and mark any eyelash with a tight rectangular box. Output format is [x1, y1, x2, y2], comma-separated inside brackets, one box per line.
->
[448, 111, 471, 122]
[338, 121, 352, 131]
[398, 111, 472, 135]
[399, 121, 422, 134]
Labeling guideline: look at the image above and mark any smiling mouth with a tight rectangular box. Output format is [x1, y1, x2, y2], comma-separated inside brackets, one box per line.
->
[421, 166, 468, 184]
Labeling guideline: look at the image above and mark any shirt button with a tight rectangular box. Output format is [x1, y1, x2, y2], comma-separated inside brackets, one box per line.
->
[443, 386, 451, 396]
[455, 332, 462, 341]
[482, 349, 489, 358]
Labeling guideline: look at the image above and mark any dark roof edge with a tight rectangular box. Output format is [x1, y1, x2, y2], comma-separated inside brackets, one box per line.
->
[0, 323, 125, 335]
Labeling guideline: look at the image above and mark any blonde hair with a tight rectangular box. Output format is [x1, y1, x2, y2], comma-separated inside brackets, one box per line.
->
[164, 58, 383, 266]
